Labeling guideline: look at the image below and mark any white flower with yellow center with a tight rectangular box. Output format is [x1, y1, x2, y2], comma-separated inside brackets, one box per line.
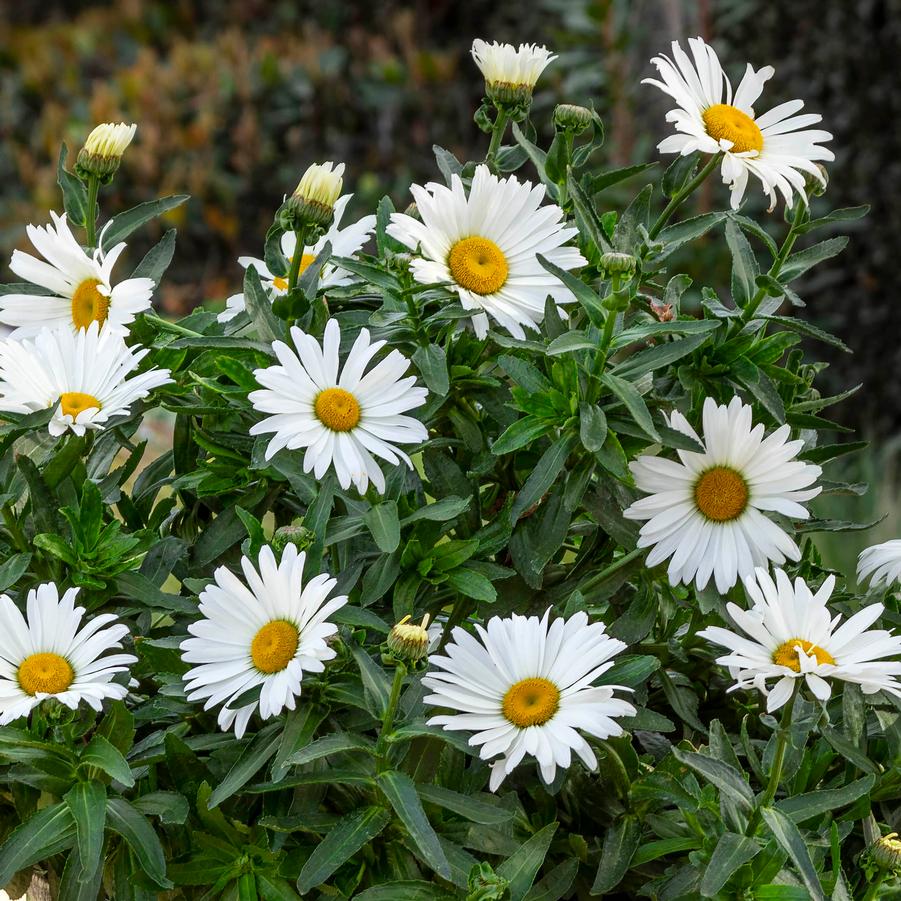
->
[1, 211, 155, 337]
[643, 37, 833, 209]
[858, 540, 901, 590]
[699, 567, 901, 712]
[249, 318, 428, 494]
[0, 322, 172, 437]
[624, 396, 822, 594]
[471, 39, 556, 101]
[0, 582, 136, 725]
[218, 195, 376, 322]
[387, 165, 587, 339]
[180, 544, 347, 738]
[423, 610, 635, 791]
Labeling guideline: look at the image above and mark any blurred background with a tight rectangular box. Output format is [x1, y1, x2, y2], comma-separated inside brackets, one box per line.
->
[0, 0, 898, 574]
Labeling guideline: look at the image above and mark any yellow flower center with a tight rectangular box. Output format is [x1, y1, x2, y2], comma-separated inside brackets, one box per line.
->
[59, 392, 102, 419]
[448, 236, 509, 296]
[18, 652, 74, 696]
[314, 387, 361, 432]
[694, 466, 749, 522]
[271, 254, 317, 292]
[772, 638, 835, 673]
[250, 620, 299, 674]
[702, 104, 764, 154]
[502, 677, 560, 728]
[70, 278, 110, 329]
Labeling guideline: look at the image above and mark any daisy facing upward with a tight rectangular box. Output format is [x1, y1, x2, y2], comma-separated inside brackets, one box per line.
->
[643, 36, 833, 210]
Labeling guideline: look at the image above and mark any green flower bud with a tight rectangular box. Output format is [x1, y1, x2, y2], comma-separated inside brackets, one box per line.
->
[554, 103, 594, 134]
[804, 163, 828, 198]
[871, 832, 901, 871]
[600, 251, 637, 279]
[387, 614, 431, 662]
[271, 524, 315, 555]
[75, 122, 136, 183]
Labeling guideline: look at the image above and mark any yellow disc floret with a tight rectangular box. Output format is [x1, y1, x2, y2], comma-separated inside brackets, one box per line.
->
[18, 652, 74, 696]
[272, 255, 317, 292]
[250, 620, 299, 674]
[71, 278, 110, 329]
[702, 104, 764, 154]
[502, 677, 560, 728]
[314, 387, 361, 432]
[448, 237, 509, 296]
[59, 392, 102, 419]
[772, 638, 836, 673]
[694, 467, 749, 522]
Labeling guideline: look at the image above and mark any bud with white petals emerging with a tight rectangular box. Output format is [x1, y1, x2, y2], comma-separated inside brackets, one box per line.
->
[471, 39, 556, 111]
[76, 122, 137, 183]
[285, 162, 345, 232]
[387, 614, 432, 663]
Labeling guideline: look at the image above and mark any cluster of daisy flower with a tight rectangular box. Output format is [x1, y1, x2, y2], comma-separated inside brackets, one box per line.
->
[1, 34, 901, 804]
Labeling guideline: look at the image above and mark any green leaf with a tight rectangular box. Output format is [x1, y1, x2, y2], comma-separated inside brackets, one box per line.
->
[760, 315, 850, 353]
[523, 858, 579, 901]
[511, 434, 576, 522]
[0, 552, 31, 591]
[101, 195, 190, 250]
[355, 882, 456, 900]
[700, 832, 761, 896]
[65, 782, 107, 883]
[0, 802, 75, 886]
[775, 775, 875, 824]
[286, 732, 375, 766]
[546, 330, 596, 355]
[296, 806, 392, 893]
[780, 236, 848, 282]
[402, 496, 471, 524]
[445, 567, 496, 602]
[602, 372, 659, 442]
[364, 500, 401, 553]
[256, 874, 305, 901]
[132, 791, 189, 825]
[760, 807, 825, 901]
[797, 204, 868, 233]
[579, 403, 607, 453]
[244, 264, 282, 344]
[585, 162, 657, 194]
[377, 771, 451, 879]
[416, 783, 513, 825]
[132, 228, 177, 283]
[672, 748, 754, 811]
[820, 725, 879, 774]
[497, 354, 551, 394]
[57, 143, 88, 226]
[537, 254, 605, 322]
[412, 344, 449, 396]
[725, 218, 759, 307]
[497, 822, 558, 901]
[208, 722, 282, 808]
[105, 798, 173, 888]
[350, 639, 392, 716]
[493, 417, 553, 455]
[590, 816, 640, 895]
[612, 328, 717, 379]
[81, 734, 135, 787]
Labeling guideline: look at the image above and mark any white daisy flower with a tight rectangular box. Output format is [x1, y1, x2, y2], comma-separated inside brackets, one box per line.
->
[0, 582, 136, 725]
[699, 567, 901, 712]
[219, 195, 376, 322]
[0, 321, 171, 437]
[858, 540, 901, 590]
[180, 544, 347, 739]
[642, 37, 833, 209]
[471, 39, 556, 99]
[624, 396, 822, 594]
[249, 318, 428, 494]
[423, 610, 636, 791]
[387, 164, 587, 339]
[1, 211, 155, 337]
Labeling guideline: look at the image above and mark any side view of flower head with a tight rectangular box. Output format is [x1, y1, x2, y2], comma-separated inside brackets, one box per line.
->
[249, 317, 428, 493]
[423, 611, 635, 791]
[699, 567, 901, 711]
[181, 544, 347, 738]
[0, 582, 136, 725]
[0, 210, 155, 337]
[219, 194, 376, 322]
[643, 36, 833, 209]
[625, 395, 822, 593]
[0, 321, 171, 436]
[387, 164, 587, 340]
[471, 38, 556, 104]
[857, 539, 901, 590]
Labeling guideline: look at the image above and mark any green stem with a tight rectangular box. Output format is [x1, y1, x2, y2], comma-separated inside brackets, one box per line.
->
[648, 154, 720, 241]
[286, 226, 308, 293]
[580, 546, 645, 592]
[746, 684, 799, 835]
[739, 198, 807, 324]
[375, 663, 407, 769]
[84, 175, 100, 249]
[862, 870, 887, 901]
[143, 312, 203, 338]
[486, 109, 509, 168]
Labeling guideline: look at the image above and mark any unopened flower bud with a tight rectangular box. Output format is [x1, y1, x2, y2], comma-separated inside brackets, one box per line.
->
[285, 162, 344, 232]
[600, 251, 637, 279]
[387, 614, 432, 662]
[271, 524, 315, 555]
[804, 163, 828, 198]
[872, 832, 901, 871]
[471, 39, 556, 115]
[75, 122, 136, 183]
[554, 103, 593, 134]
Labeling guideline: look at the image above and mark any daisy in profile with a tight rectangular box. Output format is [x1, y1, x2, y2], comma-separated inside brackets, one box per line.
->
[0, 211, 155, 337]
[624, 396, 821, 594]
[180, 545, 346, 738]
[0, 322, 171, 437]
[387, 165, 587, 339]
[0, 582, 136, 725]
[423, 610, 635, 791]
[471, 39, 556, 105]
[249, 318, 428, 494]
[218, 196, 376, 322]
[643, 37, 833, 209]
[699, 567, 901, 711]
[858, 540, 901, 590]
